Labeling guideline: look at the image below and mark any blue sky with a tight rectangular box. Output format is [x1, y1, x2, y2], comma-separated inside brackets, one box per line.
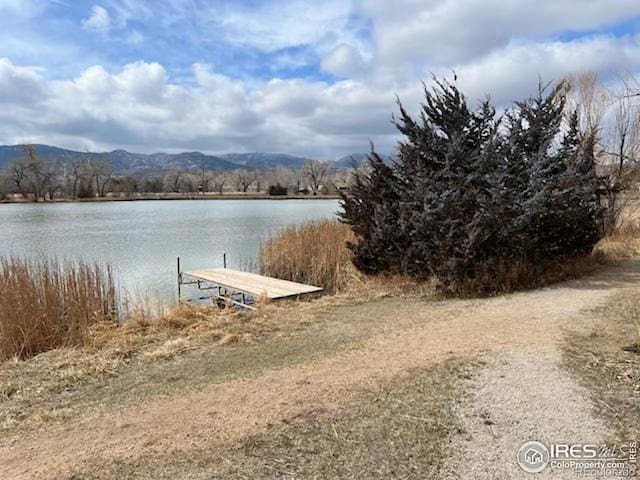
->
[1, 0, 368, 81]
[1, 0, 640, 157]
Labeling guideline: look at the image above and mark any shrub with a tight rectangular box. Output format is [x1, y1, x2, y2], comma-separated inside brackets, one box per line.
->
[0, 257, 119, 359]
[260, 220, 355, 293]
[267, 183, 288, 196]
[341, 78, 606, 293]
[76, 180, 95, 198]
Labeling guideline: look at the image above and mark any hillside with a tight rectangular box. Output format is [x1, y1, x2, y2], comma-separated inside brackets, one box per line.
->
[0, 145, 398, 176]
[0, 145, 330, 175]
[220, 152, 309, 169]
[334, 152, 394, 168]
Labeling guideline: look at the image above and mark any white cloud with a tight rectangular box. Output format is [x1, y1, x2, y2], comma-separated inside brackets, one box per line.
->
[82, 5, 112, 31]
[321, 44, 369, 78]
[3, 30, 640, 158]
[0, 59, 390, 156]
[449, 36, 640, 105]
[212, 0, 354, 52]
[0, 0, 49, 17]
[362, 0, 640, 67]
[3, 1, 640, 158]
[0, 57, 46, 108]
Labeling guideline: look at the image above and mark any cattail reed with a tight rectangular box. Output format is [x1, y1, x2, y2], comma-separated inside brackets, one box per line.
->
[260, 220, 355, 293]
[0, 257, 119, 359]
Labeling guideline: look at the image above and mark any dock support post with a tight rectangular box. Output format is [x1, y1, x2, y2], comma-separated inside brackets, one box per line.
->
[177, 256, 182, 301]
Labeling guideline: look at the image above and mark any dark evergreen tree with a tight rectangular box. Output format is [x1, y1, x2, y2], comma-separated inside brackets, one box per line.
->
[511, 83, 602, 262]
[340, 77, 606, 293]
[339, 151, 400, 273]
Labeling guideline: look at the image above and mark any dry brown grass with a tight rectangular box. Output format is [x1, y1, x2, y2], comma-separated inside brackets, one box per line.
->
[596, 204, 640, 259]
[86, 301, 247, 351]
[258, 219, 438, 298]
[260, 219, 358, 293]
[456, 253, 610, 295]
[0, 256, 256, 365]
[73, 358, 475, 480]
[0, 302, 262, 430]
[0, 257, 119, 360]
[563, 288, 640, 441]
[462, 205, 639, 293]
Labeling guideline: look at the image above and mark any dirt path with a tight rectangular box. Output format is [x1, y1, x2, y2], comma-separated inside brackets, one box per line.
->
[2, 260, 639, 479]
[440, 348, 621, 479]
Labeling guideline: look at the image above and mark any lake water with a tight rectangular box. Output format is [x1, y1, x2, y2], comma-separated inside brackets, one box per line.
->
[0, 200, 340, 300]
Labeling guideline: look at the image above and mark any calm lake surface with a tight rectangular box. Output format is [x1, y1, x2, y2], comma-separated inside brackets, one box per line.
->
[0, 200, 340, 299]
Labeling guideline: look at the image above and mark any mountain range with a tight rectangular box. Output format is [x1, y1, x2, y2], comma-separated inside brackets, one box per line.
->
[0, 145, 393, 176]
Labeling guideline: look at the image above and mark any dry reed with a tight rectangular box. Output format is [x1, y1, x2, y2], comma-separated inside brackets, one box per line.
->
[260, 220, 357, 293]
[0, 257, 118, 360]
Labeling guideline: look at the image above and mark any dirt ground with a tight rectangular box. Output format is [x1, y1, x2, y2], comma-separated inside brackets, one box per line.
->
[1, 260, 639, 479]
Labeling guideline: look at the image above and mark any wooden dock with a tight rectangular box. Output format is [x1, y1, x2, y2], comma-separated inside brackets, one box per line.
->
[178, 261, 322, 310]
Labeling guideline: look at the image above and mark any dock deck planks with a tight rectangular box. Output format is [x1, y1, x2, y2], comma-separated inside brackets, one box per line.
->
[181, 268, 323, 300]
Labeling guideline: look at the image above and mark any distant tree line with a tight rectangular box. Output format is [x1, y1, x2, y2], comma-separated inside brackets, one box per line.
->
[341, 75, 640, 293]
[0, 150, 346, 201]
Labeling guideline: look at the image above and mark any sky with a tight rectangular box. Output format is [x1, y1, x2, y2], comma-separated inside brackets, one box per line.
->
[0, 0, 640, 158]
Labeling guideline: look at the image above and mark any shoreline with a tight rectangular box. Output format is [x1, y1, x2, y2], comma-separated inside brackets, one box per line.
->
[0, 193, 341, 204]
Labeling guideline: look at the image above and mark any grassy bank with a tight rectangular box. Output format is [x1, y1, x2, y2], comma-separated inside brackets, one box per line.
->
[0, 301, 281, 430]
[0, 294, 436, 432]
[1, 258, 639, 478]
[260, 219, 439, 297]
[73, 358, 475, 480]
